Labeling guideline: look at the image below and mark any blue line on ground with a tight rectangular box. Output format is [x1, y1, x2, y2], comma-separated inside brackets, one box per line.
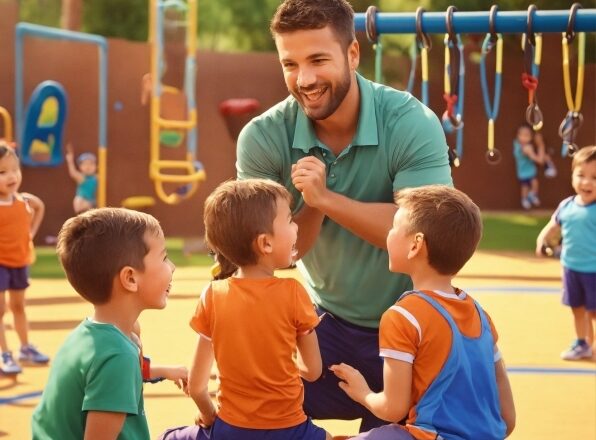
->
[467, 286, 560, 293]
[1, 365, 594, 406]
[0, 390, 42, 405]
[507, 366, 595, 375]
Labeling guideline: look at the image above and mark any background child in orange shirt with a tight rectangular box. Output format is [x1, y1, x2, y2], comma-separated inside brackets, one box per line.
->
[0, 143, 48, 375]
[331, 185, 515, 440]
[159, 179, 331, 440]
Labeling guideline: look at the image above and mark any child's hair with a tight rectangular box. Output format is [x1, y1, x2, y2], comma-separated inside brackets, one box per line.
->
[77, 152, 97, 165]
[204, 179, 292, 279]
[0, 142, 18, 161]
[572, 145, 596, 170]
[270, 0, 356, 51]
[394, 185, 482, 276]
[56, 208, 162, 305]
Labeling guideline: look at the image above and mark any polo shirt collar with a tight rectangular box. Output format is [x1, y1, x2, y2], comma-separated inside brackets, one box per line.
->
[292, 73, 379, 152]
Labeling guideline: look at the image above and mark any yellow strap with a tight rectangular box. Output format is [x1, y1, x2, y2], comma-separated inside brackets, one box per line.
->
[534, 34, 542, 67]
[443, 35, 450, 94]
[488, 119, 495, 152]
[562, 32, 585, 112]
[421, 47, 428, 83]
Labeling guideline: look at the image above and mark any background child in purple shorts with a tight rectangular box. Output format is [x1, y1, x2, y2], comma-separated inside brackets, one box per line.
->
[0, 143, 49, 375]
[537, 146, 596, 360]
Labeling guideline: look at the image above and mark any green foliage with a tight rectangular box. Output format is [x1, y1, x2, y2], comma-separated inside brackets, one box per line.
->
[83, 0, 148, 41]
[18, 0, 61, 27]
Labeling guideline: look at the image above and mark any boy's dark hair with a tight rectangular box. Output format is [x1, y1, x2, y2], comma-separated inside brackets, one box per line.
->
[56, 208, 162, 305]
[204, 179, 292, 279]
[0, 143, 18, 160]
[572, 145, 596, 170]
[395, 185, 482, 276]
[270, 0, 355, 51]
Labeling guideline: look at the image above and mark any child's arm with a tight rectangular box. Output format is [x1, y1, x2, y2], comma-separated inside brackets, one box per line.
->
[65, 143, 84, 183]
[188, 335, 217, 427]
[84, 411, 126, 440]
[521, 143, 543, 165]
[21, 192, 45, 238]
[536, 217, 561, 256]
[495, 354, 516, 436]
[150, 364, 188, 391]
[330, 358, 412, 422]
[296, 330, 322, 382]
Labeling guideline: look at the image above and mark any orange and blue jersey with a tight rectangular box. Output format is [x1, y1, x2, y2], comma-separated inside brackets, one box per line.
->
[0, 194, 32, 268]
[379, 289, 505, 440]
[190, 276, 319, 430]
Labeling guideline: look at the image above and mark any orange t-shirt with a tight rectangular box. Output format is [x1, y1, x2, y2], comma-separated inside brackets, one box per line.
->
[0, 195, 32, 268]
[379, 289, 499, 440]
[190, 277, 319, 429]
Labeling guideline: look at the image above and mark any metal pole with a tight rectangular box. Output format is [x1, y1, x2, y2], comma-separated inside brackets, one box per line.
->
[354, 9, 596, 35]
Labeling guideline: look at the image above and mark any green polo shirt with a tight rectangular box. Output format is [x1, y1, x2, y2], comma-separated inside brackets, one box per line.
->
[237, 73, 452, 327]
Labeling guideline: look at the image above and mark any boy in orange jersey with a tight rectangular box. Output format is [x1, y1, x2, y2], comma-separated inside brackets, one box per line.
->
[0, 143, 48, 374]
[159, 179, 331, 440]
[331, 185, 516, 440]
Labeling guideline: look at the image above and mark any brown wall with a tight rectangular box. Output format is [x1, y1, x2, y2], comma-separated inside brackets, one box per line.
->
[1, 1, 594, 241]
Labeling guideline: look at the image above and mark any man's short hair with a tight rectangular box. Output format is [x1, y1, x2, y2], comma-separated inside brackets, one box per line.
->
[395, 185, 483, 275]
[270, 0, 356, 50]
[56, 208, 162, 305]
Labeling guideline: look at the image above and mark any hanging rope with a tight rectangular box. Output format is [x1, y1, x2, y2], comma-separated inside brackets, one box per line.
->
[521, 5, 544, 131]
[558, 3, 585, 157]
[406, 7, 431, 106]
[441, 6, 463, 167]
[479, 5, 503, 165]
[366, 6, 383, 84]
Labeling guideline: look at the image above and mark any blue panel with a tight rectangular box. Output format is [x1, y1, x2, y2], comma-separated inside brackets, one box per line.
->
[21, 80, 68, 167]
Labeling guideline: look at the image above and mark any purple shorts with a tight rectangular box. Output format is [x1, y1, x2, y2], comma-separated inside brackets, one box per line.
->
[303, 309, 386, 432]
[518, 177, 535, 187]
[562, 267, 596, 311]
[157, 417, 326, 440]
[0, 265, 29, 291]
[351, 424, 415, 440]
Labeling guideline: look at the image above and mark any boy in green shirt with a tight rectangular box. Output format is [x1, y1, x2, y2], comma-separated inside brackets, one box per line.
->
[32, 208, 182, 439]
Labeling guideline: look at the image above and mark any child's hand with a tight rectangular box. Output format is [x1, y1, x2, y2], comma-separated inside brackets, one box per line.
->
[195, 409, 216, 428]
[65, 143, 74, 162]
[165, 365, 188, 392]
[329, 363, 371, 404]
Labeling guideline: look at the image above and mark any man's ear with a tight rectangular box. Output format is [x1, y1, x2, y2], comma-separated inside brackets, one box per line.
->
[119, 266, 138, 292]
[254, 233, 273, 256]
[348, 39, 360, 71]
[407, 233, 425, 260]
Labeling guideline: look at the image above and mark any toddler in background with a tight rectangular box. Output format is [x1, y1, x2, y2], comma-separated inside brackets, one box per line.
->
[65, 143, 97, 213]
[0, 142, 48, 375]
[537, 146, 596, 360]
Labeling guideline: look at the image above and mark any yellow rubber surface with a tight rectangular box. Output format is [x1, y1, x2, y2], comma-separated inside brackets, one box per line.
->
[1, 251, 594, 439]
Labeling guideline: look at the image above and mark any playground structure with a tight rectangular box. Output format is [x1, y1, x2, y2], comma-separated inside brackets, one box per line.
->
[0, 1, 594, 241]
[133, 0, 206, 207]
[356, 6, 595, 167]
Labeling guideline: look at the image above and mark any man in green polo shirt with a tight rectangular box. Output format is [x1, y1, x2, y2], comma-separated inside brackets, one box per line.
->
[237, 0, 452, 432]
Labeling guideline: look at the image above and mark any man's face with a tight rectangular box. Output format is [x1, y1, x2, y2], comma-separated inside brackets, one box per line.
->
[274, 26, 358, 121]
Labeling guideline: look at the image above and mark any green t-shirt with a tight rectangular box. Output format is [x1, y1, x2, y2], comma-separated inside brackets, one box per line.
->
[237, 73, 452, 328]
[31, 319, 150, 440]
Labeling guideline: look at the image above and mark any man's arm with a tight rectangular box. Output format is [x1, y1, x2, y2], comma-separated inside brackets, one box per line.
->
[84, 411, 126, 440]
[292, 156, 396, 250]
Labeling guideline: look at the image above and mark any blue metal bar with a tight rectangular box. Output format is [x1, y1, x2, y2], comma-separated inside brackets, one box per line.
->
[355, 9, 596, 35]
[14, 23, 108, 151]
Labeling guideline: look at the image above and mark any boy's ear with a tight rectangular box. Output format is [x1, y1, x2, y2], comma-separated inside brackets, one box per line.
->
[254, 233, 273, 256]
[118, 266, 139, 292]
[407, 233, 425, 260]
